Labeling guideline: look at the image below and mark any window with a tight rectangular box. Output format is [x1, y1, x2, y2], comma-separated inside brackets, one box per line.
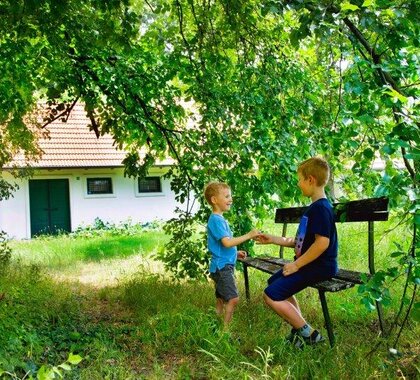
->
[138, 176, 162, 193]
[87, 178, 113, 195]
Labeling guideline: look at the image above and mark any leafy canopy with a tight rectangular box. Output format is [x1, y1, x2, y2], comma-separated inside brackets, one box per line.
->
[0, 0, 418, 280]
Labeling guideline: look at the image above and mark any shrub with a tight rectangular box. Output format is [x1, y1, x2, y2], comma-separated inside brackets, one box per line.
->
[0, 231, 11, 273]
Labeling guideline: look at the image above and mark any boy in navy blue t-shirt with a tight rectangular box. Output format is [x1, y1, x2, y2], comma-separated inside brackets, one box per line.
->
[256, 157, 338, 347]
[204, 182, 259, 331]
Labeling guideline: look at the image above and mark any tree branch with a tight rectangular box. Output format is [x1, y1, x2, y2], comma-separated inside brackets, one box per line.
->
[71, 55, 199, 193]
[41, 98, 79, 129]
[332, 11, 417, 180]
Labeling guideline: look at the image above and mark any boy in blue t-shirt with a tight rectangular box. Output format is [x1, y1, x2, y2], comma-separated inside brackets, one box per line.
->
[204, 182, 259, 330]
[256, 157, 338, 347]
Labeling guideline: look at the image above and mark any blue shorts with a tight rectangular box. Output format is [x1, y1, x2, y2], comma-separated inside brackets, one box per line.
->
[264, 265, 336, 301]
[210, 264, 238, 302]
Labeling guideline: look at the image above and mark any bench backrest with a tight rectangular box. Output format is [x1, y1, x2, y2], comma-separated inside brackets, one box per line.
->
[274, 197, 389, 273]
[275, 197, 389, 223]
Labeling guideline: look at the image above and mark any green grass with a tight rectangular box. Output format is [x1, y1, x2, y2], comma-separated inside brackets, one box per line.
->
[9, 231, 169, 268]
[0, 219, 418, 379]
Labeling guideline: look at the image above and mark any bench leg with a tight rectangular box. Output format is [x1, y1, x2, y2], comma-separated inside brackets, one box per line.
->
[243, 263, 250, 301]
[318, 290, 335, 347]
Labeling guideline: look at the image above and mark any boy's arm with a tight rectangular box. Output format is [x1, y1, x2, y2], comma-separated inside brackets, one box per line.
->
[256, 233, 295, 247]
[283, 234, 329, 275]
[221, 229, 260, 248]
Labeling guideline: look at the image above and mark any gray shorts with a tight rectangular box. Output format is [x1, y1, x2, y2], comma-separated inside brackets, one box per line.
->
[210, 264, 238, 302]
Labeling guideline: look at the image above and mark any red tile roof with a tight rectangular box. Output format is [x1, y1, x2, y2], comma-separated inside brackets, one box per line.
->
[6, 104, 172, 169]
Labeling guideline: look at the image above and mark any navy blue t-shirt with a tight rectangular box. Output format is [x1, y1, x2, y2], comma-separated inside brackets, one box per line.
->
[294, 198, 338, 273]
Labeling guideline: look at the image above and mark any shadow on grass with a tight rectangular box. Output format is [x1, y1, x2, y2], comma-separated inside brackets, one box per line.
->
[1, 260, 419, 380]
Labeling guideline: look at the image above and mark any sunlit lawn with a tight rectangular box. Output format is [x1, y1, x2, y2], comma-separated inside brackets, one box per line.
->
[0, 217, 418, 379]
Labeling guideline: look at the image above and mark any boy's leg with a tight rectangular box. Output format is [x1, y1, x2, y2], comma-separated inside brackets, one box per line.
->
[263, 293, 306, 329]
[284, 295, 303, 340]
[211, 271, 227, 317]
[223, 296, 239, 328]
[288, 295, 301, 315]
[264, 269, 327, 345]
[216, 297, 224, 316]
[267, 269, 283, 285]
[264, 270, 310, 328]
[264, 292, 324, 346]
[211, 265, 239, 329]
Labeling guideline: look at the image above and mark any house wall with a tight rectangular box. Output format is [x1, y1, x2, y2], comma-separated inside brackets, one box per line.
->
[0, 167, 185, 239]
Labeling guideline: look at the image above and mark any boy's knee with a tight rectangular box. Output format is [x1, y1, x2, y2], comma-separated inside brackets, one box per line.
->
[228, 297, 239, 306]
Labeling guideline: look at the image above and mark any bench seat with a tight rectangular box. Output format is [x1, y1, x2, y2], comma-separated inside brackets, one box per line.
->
[239, 257, 359, 293]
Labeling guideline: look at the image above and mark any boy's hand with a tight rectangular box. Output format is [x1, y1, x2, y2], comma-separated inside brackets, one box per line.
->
[282, 262, 299, 276]
[254, 233, 273, 244]
[248, 229, 261, 239]
[237, 250, 247, 259]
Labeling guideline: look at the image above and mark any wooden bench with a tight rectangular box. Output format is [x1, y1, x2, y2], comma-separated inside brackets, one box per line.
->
[238, 197, 389, 347]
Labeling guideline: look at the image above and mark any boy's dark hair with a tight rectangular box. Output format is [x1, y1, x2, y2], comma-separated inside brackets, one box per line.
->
[204, 181, 230, 205]
[298, 157, 330, 186]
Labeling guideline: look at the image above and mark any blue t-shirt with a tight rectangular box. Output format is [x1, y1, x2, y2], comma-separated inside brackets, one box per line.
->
[294, 198, 338, 273]
[207, 213, 237, 273]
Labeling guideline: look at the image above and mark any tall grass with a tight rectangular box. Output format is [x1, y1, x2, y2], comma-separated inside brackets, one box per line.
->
[0, 217, 418, 379]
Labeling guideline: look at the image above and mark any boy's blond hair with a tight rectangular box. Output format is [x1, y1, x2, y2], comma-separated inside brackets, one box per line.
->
[204, 181, 230, 205]
[298, 157, 330, 186]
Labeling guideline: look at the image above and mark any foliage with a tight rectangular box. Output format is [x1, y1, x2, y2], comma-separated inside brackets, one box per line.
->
[0, 353, 82, 380]
[0, 231, 11, 272]
[157, 210, 208, 279]
[358, 230, 419, 346]
[0, 0, 418, 336]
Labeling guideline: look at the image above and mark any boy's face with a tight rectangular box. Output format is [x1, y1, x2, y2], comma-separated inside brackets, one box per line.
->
[211, 188, 233, 213]
[297, 172, 314, 197]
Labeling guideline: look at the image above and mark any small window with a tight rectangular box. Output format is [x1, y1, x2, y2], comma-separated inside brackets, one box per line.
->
[87, 178, 113, 195]
[138, 176, 162, 193]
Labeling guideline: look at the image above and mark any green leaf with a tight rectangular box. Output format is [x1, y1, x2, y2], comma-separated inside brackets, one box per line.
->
[362, 0, 375, 7]
[58, 363, 72, 371]
[384, 88, 408, 104]
[382, 144, 396, 154]
[36, 365, 53, 380]
[361, 297, 376, 311]
[341, 2, 360, 11]
[390, 251, 404, 258]
[386, 267, 399, 277]
[360, 273, 369, 283]
[67, 353, 83, 365]
[363, 148, 374, 159]
[52, 367, 62, 376]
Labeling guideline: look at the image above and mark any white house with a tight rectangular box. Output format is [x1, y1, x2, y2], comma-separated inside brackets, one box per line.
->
[0, 104, 182, 239]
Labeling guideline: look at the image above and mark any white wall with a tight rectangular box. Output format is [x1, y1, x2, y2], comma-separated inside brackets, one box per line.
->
[0, 167, 187, 239]
[0, 173, 29, 239]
